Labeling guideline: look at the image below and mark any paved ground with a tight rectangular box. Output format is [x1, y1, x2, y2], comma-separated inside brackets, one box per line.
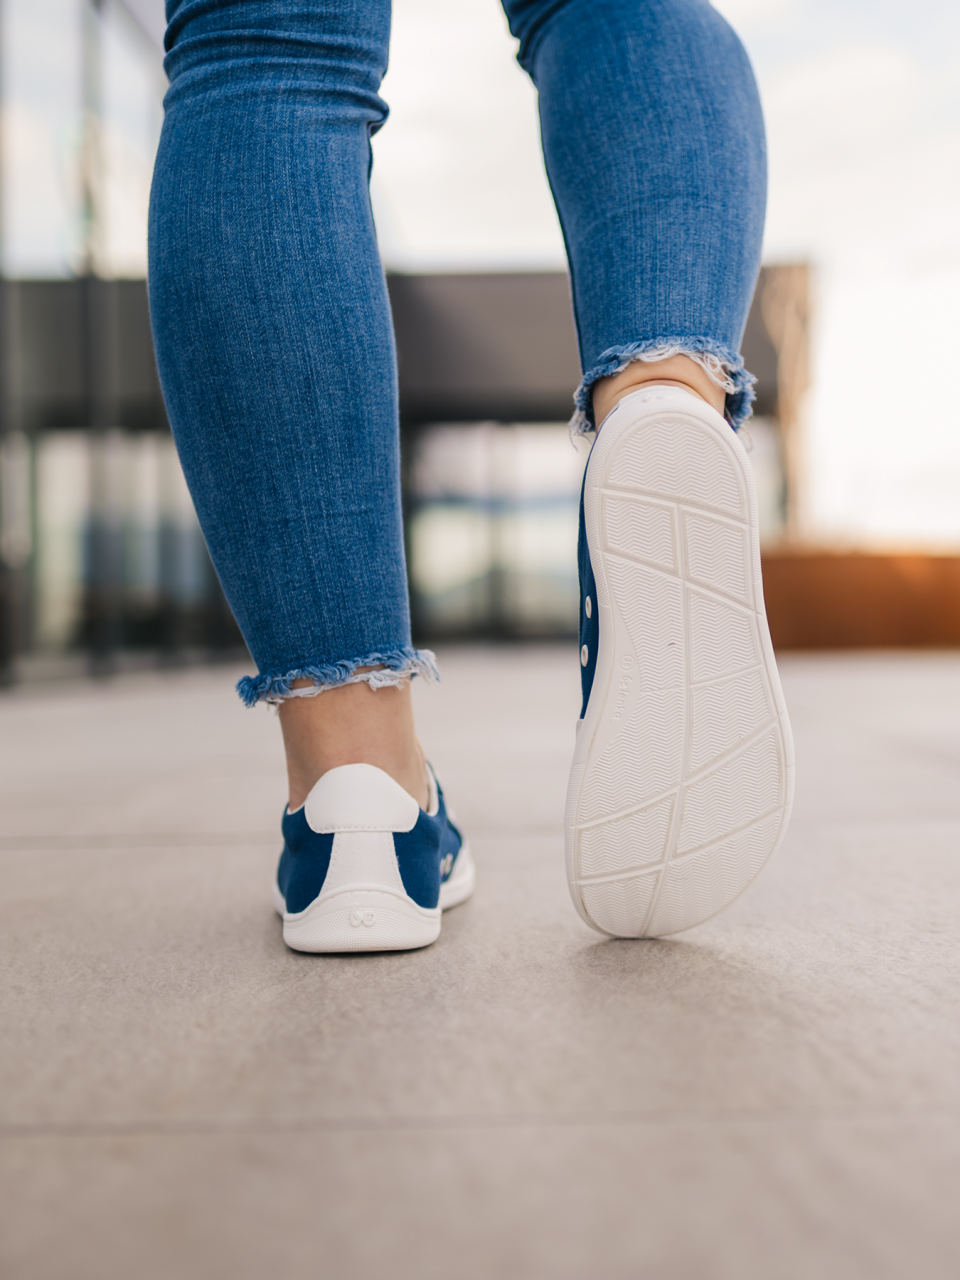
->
[1, 646, 959, 1280]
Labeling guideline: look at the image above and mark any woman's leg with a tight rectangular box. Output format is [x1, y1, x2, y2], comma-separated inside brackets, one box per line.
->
[503, 0, 792, 940]
[503, 0, 766, 425]
[148, 0, 431, 808]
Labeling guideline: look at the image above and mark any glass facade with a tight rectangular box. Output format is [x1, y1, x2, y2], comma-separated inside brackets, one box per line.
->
[2, 0, 164, 278]
[408, 424, 589, 637]
[0, 3, 232, 678]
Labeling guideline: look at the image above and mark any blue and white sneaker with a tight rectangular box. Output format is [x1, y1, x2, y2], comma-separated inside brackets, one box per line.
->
[566, 385, 794, 938]
[273, 762, 475, 953]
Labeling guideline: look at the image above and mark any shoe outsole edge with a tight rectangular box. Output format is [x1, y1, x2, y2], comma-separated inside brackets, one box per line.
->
[274, 882, 442, 953]
[439, 842, 476, 910]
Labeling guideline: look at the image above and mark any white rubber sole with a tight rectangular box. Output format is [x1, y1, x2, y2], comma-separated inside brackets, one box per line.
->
[565, 386, 794, 938]
[274, 882, 441, 953]
[440, 843, 477, 910]
[274, 841, 475, 953]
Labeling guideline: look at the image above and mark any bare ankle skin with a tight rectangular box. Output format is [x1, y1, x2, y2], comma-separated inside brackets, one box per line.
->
[591, 353, 726, 427]
[278, 672, 429, 811]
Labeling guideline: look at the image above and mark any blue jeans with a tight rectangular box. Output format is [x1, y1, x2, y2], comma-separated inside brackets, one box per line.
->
[148, 0, 766, 706]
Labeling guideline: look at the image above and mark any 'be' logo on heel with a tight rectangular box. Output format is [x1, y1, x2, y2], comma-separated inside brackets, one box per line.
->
[350, 908, 376, 928]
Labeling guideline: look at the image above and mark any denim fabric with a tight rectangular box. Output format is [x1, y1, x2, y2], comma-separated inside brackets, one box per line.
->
[148, 0, 766, 704]
[504, 0, 767, 431]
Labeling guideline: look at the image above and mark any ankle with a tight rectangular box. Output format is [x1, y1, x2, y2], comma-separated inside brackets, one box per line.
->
[278, 677, 430, 811]
[591, 353, 726, 427]
[285, 744, 429, 813]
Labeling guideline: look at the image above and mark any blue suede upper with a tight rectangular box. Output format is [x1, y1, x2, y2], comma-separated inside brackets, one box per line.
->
[393, 807, 447, 910]
[277, 809, 334, 914]
[578, 474, 599, 720]
[276, 779, 464, 914]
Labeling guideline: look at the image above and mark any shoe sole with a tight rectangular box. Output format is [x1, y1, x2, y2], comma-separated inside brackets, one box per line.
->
[440, 842, 476, 909]
[274, 882, 442, 953]
[273, 842, 475, 953]
[565, 387, 794, 938]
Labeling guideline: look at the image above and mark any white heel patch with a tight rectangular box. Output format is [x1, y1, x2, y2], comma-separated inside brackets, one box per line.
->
[304, 763, 420, 833]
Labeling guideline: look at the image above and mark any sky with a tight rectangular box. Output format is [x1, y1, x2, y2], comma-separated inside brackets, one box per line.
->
[728, 0, 960, 544]
[732, 0, 960, 544]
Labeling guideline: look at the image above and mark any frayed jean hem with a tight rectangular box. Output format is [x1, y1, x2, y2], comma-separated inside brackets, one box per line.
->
[236, 647, 440, 707]
[570, 337, 757, 436]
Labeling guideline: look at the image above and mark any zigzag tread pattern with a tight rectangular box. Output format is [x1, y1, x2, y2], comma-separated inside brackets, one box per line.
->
[688, 589, 760, 683]
[580, 870, 660, 938]
[578, 794, 674, 878]
[646, 812, 784, 937]
[683, 511, 752, 604]
[602, 494, 676, 571]
[689, 667, 773, 773]
[678, 723, 784, 854]
[606, 557, 684, 691]
[580, 689, 685, 824]
[604, 420, 744, 517]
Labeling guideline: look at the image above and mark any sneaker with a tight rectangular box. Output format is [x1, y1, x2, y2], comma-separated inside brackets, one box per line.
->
[565, 385, 794, 937]
[273, 762, 475, 953]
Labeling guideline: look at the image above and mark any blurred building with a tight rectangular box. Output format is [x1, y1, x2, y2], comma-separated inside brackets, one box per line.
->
[0, 0, 231, 680]
[395, 269, 803, 639]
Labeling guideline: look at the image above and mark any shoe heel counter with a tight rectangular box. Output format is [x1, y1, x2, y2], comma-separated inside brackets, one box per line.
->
[323, 830, 406, 897]
[305, 763, 419, 833]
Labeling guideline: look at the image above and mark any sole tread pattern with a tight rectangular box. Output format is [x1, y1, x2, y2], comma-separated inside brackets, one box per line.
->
[647, 813, 784, 937]
[579, 871, 659, 939]
[689, 666, 772, 773]
[566, 388, 794, 938]
[579, 795, 674, 878]
[677, 724, 783, 854]
[606, 419, 745, 517]
[603, 494, 677, 571]
[580, 689, 685, 824]
[683, 510, 752, 603]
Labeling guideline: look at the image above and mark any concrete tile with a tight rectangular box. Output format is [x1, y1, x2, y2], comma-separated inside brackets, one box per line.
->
[411, 643, 581, 835]
[2, 648, 960, 1277]
[3, 1119, 959, 1280]
[778, 654, 960, 828]
[1, 824, 958, 1126]
[0, 666, 285, 841]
